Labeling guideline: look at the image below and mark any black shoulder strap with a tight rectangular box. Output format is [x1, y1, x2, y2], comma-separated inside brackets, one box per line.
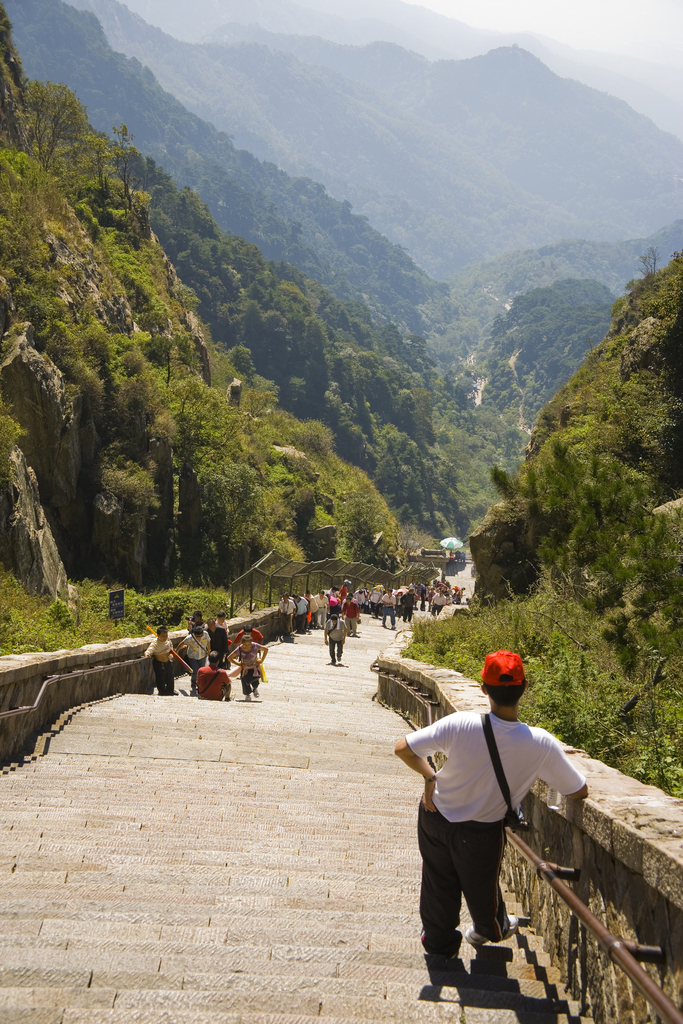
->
[481, 713, 514, 815]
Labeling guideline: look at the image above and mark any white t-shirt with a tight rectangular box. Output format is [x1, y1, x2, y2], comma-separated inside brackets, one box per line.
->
[407, 711, 586, 823]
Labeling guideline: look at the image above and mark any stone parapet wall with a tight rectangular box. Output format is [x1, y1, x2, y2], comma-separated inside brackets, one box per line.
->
[378, 634, 683, 1024]
[0, 606, 282, 763]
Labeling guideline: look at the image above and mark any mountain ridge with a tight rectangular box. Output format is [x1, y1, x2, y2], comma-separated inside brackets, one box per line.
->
[114, 0, 683, 141]
[7, 0, 451, 336]
[63, 0, 683, 279]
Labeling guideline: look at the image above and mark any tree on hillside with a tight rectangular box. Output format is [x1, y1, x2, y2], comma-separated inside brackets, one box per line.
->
[638, 246, 660, 278]
[201, 465, 265, 583]
[338, 492, 394, 567]
[112, 124, 140, 212]
[24, 80, 88, 172]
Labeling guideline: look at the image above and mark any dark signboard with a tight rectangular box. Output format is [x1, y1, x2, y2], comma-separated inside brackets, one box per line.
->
[108, 589, 125, 620]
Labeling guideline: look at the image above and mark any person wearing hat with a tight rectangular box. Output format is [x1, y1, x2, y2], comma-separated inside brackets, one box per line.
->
[401, 586, 416, 623]
[144, 626, 176, 696]
[394, 650, 588, 956]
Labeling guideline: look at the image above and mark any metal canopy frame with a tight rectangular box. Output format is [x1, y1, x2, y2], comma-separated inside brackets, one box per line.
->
[228, 551, 438, 617]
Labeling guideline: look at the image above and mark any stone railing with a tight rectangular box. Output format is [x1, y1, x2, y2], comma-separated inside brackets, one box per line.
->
[0, 606, 282, 763]
[378, 632, 683, 1024]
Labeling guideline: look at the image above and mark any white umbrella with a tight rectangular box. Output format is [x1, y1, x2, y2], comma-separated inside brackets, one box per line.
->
[440, 537, 463, 550]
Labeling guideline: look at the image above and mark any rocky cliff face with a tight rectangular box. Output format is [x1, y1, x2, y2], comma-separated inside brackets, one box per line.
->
[0, 127, 213, 594]
[469, 502, 541, 603]
[0, 8, 25, 148]
[0, 447, 68, 598]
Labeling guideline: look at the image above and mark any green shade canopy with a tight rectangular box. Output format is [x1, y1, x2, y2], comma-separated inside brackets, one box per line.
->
[440, 537, 463, 550]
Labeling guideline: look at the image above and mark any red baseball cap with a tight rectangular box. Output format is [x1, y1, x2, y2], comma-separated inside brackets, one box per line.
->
[481, 650, 526, 686]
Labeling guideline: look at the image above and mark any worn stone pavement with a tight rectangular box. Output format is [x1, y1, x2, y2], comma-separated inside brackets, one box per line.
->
[0, 615, 585, 1023]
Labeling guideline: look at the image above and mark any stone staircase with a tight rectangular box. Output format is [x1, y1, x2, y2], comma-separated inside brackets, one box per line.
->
[0, 618, 588, 1023]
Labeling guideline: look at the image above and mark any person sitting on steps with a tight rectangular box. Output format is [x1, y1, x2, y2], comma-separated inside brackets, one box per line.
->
[197, 650, 232, 701]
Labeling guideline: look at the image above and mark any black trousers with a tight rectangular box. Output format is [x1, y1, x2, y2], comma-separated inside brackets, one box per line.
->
[417, 802, 509, 954]
[241, 669, 260, 695]
[403, 606, 413, 622]
[328, 638, 343, 662]
[152, 659, 175, 696]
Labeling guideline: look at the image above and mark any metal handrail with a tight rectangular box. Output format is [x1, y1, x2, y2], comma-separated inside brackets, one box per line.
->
[506, 828, 683, 1024]
[380, 668, 682, 1024]
[0, 657, 148, 720]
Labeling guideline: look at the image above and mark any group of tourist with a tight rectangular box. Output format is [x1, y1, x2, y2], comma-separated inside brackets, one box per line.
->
[145, 575, 468, 696]
[144, 609, 267, 702]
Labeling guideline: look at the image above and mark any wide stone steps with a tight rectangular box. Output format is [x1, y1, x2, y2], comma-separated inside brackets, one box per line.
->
[0, 619, 587, 1023]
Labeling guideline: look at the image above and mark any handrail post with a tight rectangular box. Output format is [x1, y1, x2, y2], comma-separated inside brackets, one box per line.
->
[505, 828, 681, 1024]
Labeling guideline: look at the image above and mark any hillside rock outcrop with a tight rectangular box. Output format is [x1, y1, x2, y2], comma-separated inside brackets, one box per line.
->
[178, 462, 201, 538]
[620, 316, 661, 381]
[469, 502, 540, 602]
[91, 491, 146, 589]
[0, 324, 82, 507]
[0, 15, 26, 149]
[0, 447, 68, 598]
[181, 310, 211, 386]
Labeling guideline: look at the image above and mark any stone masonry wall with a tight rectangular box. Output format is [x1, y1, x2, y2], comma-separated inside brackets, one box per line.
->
[0, 606, 282, 763]
[377, 633, 683, 1024]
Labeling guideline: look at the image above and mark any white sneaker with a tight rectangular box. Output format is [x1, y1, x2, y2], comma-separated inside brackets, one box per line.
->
[253, 689, 260, 699]
[245, 694, 252, 702]
[465, 916, 518, 947]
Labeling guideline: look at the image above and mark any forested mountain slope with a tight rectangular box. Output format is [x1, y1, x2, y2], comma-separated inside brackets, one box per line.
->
[0, 5, 405, 600]
[455, 257, 683, 792]
[64, 0, 683, 278]
[6, 0, 450, 336]
[481, 279, 615, 427]
[433, 224, 683, 365]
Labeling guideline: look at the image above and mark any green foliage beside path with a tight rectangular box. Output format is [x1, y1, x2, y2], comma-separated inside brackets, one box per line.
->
[0, 568, 233, 655]
[407, 587, 683, 797]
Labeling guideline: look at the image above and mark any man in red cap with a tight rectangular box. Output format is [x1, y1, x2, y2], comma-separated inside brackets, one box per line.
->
[394, 650, 588, 956]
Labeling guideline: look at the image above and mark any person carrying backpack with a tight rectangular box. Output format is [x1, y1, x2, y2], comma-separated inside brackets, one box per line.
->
[178, 623, 211, 691]
[324, 612, 346, 665]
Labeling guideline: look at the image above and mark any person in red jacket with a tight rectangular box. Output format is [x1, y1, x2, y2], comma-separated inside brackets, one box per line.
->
[196, 651, 232, 701]
[343, 596, 360, 636]
[233, 626, 264, 646]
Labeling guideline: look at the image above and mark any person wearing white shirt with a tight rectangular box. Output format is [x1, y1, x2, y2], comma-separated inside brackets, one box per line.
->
[278, 594, 296, 638]
[381, 589, 397, 629]
[314, 590, 328, 629]
[394, 650, 588, 956]
[370, 586, 383, 618]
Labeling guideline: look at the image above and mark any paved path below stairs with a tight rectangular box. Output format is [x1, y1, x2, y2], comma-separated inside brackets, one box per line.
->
[0, 616, 585, 1023]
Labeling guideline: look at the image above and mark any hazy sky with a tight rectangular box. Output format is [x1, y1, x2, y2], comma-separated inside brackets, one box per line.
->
[416, 0, 683, 66]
